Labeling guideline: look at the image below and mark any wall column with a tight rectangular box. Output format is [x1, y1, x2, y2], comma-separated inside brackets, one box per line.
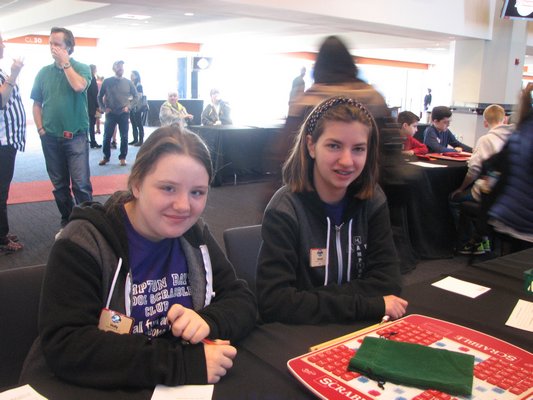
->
[448, 6, 527, 146]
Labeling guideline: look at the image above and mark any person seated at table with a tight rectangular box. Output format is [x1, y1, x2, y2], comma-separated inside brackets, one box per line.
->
[20, 126, 257, 390]
[423, 106, 473, 153]
[488, 83, 533, 248]
[397, 111, 428, 156]
[201, 88, 232, 126]
[450, 104, 514, 254]
[256, 96, 408, 325]
[159, 90, 194, 127]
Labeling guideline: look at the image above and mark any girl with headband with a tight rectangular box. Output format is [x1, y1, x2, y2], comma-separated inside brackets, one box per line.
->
[257, 96, 408, 324]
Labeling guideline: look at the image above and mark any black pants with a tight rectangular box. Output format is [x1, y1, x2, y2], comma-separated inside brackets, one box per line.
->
[130, 109, 144, 143]
[89, 113, 98, 145]
[0, 145, 17, 239]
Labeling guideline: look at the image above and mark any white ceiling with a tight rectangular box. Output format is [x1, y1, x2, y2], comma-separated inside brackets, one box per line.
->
[0, 0, 459, 63]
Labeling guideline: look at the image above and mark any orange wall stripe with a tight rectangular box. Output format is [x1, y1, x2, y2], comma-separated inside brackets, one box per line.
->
[282, 51, 316, 61]
[133, 42, 201, 52]
[522, 75, 533, 81]
[356, 56, 428, 70]
[282, 52, 429, 70]
[5, 35, 98, 47]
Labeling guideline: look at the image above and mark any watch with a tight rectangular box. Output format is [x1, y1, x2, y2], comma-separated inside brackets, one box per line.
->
[62, 62, 71, 70]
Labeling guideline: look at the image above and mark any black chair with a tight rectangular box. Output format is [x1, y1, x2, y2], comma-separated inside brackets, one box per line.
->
[414, 123, 428, 143]
[383, 183, 418, 273]
[0, 264, 45, 389]
[223, 225, 262, 295]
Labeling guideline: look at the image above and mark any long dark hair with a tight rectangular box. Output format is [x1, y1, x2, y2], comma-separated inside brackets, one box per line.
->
[131, 70, 141, 85]
[313, 36, 358, 84]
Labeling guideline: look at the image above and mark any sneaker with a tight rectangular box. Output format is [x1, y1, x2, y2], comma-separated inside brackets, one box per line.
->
[6, 233, 19, 242]
[129, 141, 138, 145]
[120, 159, 127, 166]
[481, 239, 491, 253]
[99, 158, 109, 166]
[0, 237, 23, 253]
[458, 242, 485, 255]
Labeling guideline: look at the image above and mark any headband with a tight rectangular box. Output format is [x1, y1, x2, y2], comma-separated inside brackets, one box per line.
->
[305, 96, 376, 136]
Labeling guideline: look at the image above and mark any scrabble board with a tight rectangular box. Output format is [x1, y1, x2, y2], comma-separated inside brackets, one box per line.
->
[287, 314, 533, 400]
[426, 152, 471, 162]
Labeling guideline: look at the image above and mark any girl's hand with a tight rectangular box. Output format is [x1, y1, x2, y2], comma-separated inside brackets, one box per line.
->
[383, 295, 408, 320]
[204, 341, 236, 383]
[167, 304, 210, 343]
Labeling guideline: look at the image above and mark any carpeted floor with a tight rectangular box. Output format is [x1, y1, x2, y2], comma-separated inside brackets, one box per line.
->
[8, 175, 129, 205]
[12, 127, 155, 184]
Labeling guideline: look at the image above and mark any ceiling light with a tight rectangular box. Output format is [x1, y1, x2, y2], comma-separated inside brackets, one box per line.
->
[114, 14, 151, 21]
[184, 12, 194, 16]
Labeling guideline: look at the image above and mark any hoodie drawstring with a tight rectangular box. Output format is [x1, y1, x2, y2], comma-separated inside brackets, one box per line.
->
[335, 225, 344, 285]
[347, 219, 353, 282]
[105, 257, 123, 310]
[324, 217, 331, 286]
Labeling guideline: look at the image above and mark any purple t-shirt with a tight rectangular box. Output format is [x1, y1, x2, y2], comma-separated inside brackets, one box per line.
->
[324, 198, 347, 226]
[123, 209, 193, 337]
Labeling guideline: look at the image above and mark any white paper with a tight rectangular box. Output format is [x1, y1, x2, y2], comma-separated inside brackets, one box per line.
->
[0, 385, 47, 400]
[431, 276, 491, 298]
[150, 384, 214, 400]
[408, 161, 448, 168]
[505, 299, 533, 332]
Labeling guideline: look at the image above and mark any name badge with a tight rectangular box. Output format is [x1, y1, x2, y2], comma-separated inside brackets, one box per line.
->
[309, 248, 327, 268]
[98, 308, 134, 334]
[63, 131, 73, 139]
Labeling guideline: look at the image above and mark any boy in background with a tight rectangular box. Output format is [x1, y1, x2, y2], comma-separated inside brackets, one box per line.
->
[423, 106, 473, 153]
[450, 104, 514, 254]
[398, 111, 428, 155]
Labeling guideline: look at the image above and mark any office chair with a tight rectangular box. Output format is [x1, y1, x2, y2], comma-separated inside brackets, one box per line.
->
[0, 264, 45, 389]
[223, 225, 262, 295]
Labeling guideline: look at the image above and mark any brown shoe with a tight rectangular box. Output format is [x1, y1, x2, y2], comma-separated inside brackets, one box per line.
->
[99, 158, 108, 166]
[120, 159, 127, 166]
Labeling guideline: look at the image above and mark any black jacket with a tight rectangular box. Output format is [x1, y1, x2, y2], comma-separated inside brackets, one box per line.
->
[257, 185, 402, 324]
[21, 193, 256, 389]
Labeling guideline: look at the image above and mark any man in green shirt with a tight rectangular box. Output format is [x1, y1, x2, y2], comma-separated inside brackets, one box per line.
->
[31, 27, 93, 230]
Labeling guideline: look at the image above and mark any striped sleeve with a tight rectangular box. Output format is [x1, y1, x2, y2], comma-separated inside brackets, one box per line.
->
[0, 70, 26, 152]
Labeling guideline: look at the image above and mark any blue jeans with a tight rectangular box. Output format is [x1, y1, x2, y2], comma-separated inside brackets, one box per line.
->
[40, 133, 93, 226]
[103, 112, 129, 161]
[130, 109, 144, 143]
[449, 188, 476, 245]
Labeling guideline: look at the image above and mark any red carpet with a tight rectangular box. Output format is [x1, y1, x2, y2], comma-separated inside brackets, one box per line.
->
[8, 174, 129, 205]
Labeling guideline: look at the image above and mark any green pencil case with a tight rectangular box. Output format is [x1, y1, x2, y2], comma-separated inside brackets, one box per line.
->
[348, 336, 474, 396]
